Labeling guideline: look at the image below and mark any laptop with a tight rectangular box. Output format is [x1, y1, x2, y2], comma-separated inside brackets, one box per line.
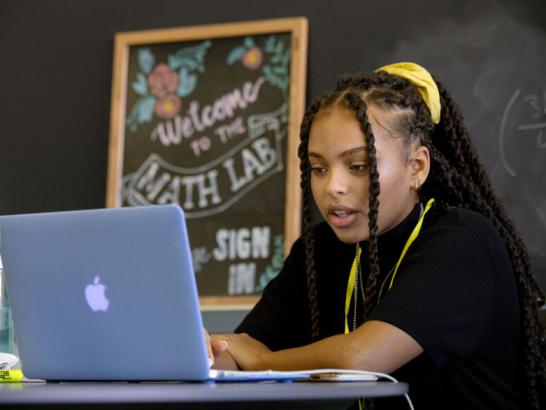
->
[0, 205, 311, 382]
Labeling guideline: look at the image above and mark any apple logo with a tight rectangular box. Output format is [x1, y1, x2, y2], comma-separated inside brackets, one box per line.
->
[85, 276, 110, 312]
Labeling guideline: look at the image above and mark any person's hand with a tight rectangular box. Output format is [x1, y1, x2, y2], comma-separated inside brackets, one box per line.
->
[203, 328, 235, 369]
[215, 332, 271, 371]
[203, 328, 227, 367]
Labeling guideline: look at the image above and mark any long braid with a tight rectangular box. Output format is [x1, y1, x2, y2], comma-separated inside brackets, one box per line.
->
[428, 130, 545, 407]
[427, 81, 546, 409]
[299, 89, 383, 410]
[299, 104, 321, 342]
[298, 94, 342, 341]
[343, 91, 381, 317]
[437, 82, 544, 302]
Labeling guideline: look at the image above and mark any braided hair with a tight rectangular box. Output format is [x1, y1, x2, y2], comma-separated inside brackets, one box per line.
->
[297, 70, 546, 409]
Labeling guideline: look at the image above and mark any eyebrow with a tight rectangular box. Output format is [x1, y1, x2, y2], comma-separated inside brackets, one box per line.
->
[308, 146, 367, 159]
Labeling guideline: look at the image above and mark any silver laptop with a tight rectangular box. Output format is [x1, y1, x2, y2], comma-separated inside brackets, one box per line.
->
[0, 205, 307, 382]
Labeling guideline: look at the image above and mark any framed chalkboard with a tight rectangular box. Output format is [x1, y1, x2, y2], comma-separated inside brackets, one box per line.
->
[107, 18, 307, 309]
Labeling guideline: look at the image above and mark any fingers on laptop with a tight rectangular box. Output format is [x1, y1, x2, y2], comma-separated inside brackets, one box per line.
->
[203, 328, 214, 367]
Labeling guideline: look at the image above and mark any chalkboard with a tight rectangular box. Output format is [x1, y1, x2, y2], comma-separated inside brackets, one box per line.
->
[106, 18, 308, 308]
[380, 1, 546, 290]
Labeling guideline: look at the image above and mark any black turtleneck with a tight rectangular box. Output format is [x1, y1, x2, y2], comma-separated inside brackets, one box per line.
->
[236, 203, 521, 409]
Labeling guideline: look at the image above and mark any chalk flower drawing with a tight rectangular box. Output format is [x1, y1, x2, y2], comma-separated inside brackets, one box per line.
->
[192, 247, 211, 273]
[255, 234, 284, 291]
[242, 46, 264, 69]
[147, 63, 179, 97]
[227, 36, 290, 97]
[155, 94, 182, 119]
[126, 41, 211, 132]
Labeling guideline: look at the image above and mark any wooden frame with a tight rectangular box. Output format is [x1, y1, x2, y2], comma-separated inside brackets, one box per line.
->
[107, 18, 307, 309]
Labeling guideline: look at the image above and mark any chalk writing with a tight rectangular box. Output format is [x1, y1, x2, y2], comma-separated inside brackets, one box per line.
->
[150, 77, 265, 147]
[189, 136, 211, 156]
[228, 263, 256, 295]
[191, 226, 276, 296]
[115, 28, 301, 300]
[122, 104, 287, 218]
[212, 227, 270, 261]
[215, 116, 246, 143]
[519, 91, 546, 149]
[499, 88, 546, 177]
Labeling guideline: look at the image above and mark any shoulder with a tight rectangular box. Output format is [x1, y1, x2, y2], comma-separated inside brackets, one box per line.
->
[391, 204, 518, 311]
[422, 205, 508, 257]
[401, 204, 517, 312]
[371, 205, 520, 356]
[426, 205, 494, 232]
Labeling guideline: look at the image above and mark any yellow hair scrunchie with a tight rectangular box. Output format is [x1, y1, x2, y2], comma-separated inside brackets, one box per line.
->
[374, 62, 441, 124]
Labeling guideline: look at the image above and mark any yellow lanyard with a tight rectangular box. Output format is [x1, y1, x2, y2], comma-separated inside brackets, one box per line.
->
[344, 198, 435, 334]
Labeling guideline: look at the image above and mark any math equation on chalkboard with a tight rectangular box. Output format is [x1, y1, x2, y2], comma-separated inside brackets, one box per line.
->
[500, 88, 546, 178]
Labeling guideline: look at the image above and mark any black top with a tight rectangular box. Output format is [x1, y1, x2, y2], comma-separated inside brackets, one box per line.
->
[236, 203, 522, 409]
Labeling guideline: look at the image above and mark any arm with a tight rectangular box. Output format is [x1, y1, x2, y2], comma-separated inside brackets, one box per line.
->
[221, 319, 422, 373]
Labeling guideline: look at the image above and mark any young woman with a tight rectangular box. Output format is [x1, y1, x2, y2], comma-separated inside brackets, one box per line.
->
[206, 62, 546, 409]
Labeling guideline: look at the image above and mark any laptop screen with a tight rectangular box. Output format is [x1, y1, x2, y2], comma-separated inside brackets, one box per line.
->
[0, 205, 210, 381]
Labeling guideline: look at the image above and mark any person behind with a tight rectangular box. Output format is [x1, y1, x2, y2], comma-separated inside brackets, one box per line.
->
[205, 62, 546, 409]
